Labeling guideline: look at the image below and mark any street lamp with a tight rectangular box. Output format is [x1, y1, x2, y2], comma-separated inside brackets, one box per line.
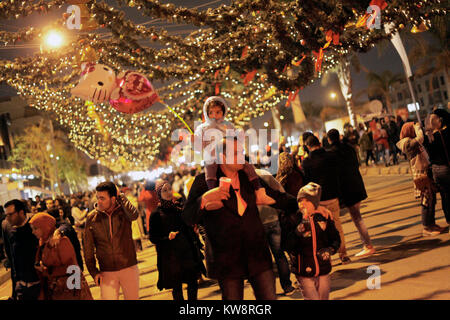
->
[330, 92, 337, 99]
[41, 30, 66, 52]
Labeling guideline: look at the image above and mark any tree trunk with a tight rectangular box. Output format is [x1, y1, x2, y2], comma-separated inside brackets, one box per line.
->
[337, 57, 357, 127]
[385, 94, 393, 114]
[271, 107, 282, 133]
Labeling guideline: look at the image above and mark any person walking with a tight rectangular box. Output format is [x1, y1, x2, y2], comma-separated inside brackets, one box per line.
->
[423, 109, 450, 230]
[2, 199, 40, 300]
[359, 127, 377, 166]
[183, 137, 298, 300]
[397, 122, 446, 236]
[30, 212, 92, 300]
[301, 135, 351, 264]
[327, 129, 376, 258]
[84, 181, 141, 300]
[373, 122, 390, 166]
[149, 180, 206, 300]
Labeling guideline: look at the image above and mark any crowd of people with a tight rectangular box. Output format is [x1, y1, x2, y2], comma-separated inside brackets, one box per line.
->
[1, 97, 449, 301]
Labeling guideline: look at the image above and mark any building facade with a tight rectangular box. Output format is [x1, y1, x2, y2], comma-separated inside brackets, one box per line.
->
[389, 70, 449, 113]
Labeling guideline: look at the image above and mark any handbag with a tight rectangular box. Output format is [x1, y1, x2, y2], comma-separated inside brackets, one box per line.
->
[413, 173, 433, 191]
[48, 273, 93, 300]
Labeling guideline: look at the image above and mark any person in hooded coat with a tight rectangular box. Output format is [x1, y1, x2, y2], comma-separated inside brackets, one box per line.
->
[397, 122, 445, 236]
[30, 212, 92, 300]
[149, 180, 206, 300]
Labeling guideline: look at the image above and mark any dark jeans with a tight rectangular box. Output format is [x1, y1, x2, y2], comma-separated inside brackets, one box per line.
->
[262, 220, 292, 292]
[421, 190, 437, 227]
[365, 150, 376, 165]
[218, 269, 276, 300]
[389, 142, 398, 164]
[432, 164, 450, 223]
[172, 280, 198, 301]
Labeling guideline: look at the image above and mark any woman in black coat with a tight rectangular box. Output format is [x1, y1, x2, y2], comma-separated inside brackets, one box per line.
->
[327, 129, 375, 258]
[149, 180, 206, 300]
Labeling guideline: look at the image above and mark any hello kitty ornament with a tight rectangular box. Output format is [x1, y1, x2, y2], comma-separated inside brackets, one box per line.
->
[71, 63, 117, 103]
[109, 71, 159, 114]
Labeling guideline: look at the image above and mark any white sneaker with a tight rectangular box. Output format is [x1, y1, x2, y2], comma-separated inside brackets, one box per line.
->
[355, 246, 376, 258]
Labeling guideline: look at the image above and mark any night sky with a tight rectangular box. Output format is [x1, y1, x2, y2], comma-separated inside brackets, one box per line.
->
[0, 0, 436, 113]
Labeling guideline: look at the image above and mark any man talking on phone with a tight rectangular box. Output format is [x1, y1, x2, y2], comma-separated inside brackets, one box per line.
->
[84, 181, 140, 300]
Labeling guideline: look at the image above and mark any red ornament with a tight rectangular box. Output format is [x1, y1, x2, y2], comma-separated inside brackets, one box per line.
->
[110, 71, 159, 114]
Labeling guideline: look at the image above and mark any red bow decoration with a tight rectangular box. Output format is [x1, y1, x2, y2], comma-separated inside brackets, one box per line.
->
[215, 83, 221, 95]
[243, 69, 257, 85]
[325, 30, 340, 48]
[313, 48, 324, 73]
[241, 46, 248, 59]
[285, 88, 300, 107]
[292, 55, 306, 67]
[371, 0, 388, 10]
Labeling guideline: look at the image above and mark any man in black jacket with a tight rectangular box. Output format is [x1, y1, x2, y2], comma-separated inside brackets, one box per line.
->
[2, 199, 40, 300]
[183, 137, 298, 300]
[302, 135, 351, 264]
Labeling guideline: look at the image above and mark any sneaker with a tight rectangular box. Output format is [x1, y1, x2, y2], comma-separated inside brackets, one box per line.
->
[284, 286, 296, 296]
[355, 246, 376, 258]
[423, 226, 441, 236]
[340, 255, 351, 265]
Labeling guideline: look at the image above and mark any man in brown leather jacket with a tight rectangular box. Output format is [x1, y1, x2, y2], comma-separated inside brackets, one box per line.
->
[84, 181, 140, 300]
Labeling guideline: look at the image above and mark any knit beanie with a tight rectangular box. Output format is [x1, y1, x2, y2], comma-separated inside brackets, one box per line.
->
[297, 182, 322, 209]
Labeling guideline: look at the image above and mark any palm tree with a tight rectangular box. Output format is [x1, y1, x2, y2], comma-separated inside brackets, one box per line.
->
[321, 54, 367, 126]
[365, 70, 403, 114]
[408, 16, 449, 77]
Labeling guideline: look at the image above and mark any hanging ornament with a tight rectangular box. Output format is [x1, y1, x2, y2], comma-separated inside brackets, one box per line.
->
[72, 63, 117, 103]
[411, 21, 429, 33]
[110, 71, 159, 114]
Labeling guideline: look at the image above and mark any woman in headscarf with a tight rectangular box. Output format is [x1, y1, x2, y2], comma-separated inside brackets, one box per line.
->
[397, 122, 445, 236]
[276, 151, 305, 198]
[148, 180, 206, 300]
[30, 212, 93, 300]
[423, 108, 450, 229]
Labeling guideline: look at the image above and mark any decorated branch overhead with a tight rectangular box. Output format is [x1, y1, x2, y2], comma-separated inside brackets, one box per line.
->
[0, 0, 446, 171]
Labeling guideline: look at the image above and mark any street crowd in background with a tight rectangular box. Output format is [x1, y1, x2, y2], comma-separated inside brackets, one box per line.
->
[0, 99, 449, 301]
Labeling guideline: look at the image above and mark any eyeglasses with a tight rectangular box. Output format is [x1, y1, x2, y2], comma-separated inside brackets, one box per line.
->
[5, 211, 17, 217]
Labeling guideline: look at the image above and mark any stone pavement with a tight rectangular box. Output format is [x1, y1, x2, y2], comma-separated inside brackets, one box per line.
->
[1, 174, 449, 300]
